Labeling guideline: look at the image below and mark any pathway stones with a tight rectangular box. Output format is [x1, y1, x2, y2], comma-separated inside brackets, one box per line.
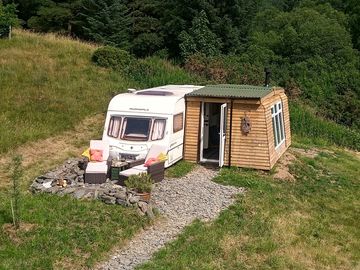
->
[97, 166, 244, 270]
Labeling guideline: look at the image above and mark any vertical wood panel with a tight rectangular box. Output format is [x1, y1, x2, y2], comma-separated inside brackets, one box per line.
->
[183, 100, 201, 162]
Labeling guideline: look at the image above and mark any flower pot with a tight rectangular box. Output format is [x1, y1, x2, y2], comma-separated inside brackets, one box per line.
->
[137, 192, 151, 202]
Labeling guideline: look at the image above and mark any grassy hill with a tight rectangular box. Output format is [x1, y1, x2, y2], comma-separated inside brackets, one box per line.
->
[0, 29, 198, 154]
[0, 29, 359, 269]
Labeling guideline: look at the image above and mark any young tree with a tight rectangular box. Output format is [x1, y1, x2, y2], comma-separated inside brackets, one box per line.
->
[0, 1, 18, 38]
[11, 155, 23, 229]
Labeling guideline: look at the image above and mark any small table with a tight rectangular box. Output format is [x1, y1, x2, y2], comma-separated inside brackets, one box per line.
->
[110, 160, 129, 181]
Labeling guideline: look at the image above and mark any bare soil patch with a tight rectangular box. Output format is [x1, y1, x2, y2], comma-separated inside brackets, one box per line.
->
[2, 223, 37, 244]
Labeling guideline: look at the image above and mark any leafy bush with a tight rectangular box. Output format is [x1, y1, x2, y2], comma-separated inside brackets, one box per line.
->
[92, 46, 134, 70]
[127, 56, 200, 88]
[290, 102, 360, 150]
[125, 173, 153, 193]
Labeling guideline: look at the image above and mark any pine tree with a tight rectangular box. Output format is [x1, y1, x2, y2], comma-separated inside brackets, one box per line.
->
[179, 10, 221, 58]
[79, 0, 131, 49]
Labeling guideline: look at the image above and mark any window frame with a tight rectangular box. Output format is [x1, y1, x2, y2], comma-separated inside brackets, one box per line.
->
[107, 116, 122, 138]
[120, 117, 152, 141]
[271, 102, 286, 149]
[173, 113, 184, 133]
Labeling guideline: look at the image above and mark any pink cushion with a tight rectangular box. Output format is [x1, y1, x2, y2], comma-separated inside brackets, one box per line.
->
[90, 149, 103, 161]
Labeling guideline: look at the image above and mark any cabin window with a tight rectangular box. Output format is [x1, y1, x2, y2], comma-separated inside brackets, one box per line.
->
[173, 113, 183, 133]
[271, 102, 285, 148]
[151, 119, 166, 141]
[107, 116, 122, 138]
[121, 117, 151, 141]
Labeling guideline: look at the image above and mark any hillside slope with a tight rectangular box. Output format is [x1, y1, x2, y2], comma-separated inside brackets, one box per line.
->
[0, 30, 132, 153]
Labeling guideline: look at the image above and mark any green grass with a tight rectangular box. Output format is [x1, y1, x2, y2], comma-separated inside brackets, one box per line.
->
[0, 29, 132, 153]
[165, 161, 196, 178]
[0, 30, 200, 154]
[290, 102, 360, 151]
[0, 193, 148, 269]
[138, 147, 360, 269]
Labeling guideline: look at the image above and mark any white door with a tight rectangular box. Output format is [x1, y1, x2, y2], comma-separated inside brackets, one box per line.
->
[219, 103, 227, 167]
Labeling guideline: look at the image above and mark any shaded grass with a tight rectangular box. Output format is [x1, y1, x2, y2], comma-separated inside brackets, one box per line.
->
[0, 193, 148, 269]
[165, 161, 196, 178]
[138, 147, 360, 269]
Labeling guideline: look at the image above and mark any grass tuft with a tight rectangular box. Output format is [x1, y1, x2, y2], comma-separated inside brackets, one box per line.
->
[165, 161, 196, 178]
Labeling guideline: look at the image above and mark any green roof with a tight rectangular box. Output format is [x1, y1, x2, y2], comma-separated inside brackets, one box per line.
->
[186, 84, 273, 99]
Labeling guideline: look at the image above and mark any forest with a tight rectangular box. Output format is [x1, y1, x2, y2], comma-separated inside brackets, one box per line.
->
[2, 0, 360, 131]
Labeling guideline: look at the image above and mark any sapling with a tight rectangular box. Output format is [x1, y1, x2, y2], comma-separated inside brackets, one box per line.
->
[11, 155, 23, 229]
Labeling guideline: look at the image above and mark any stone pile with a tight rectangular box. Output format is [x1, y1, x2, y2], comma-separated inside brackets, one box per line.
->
[30, 158, 154, 216]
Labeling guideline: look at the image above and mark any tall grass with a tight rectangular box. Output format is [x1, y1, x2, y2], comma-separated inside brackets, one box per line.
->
[290, 102, 360, 150]
[0, 29, 131, 153]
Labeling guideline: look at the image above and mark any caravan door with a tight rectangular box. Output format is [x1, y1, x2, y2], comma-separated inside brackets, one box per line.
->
[219, 103, 227, 167]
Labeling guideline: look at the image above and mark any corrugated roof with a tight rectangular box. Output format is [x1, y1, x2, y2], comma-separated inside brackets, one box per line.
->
[186, 84, 273, 99]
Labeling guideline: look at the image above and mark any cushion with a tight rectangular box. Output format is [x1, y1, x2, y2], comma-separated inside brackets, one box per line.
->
[120, 168, 147, 177]
[90, 149, 103, 161]
[131, 164, 148, 172]
[144, 157, 159, 167]
[90, 140, 109, 161]
[145, 144, 167, 162]
[86, 161, 108, 173]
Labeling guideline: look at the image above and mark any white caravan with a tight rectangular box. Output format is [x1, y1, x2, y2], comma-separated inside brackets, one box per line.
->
[102, 85, 203, 167]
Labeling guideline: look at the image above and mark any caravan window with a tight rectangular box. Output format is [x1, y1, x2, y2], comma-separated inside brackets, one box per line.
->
[173, 113, 183, 133]
[107, 116, 122, 138]
[151, 119, 166, 141]
[121, 117, 151, 141]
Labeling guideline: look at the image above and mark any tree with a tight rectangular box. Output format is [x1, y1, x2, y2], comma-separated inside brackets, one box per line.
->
[0, 1, 18, 38]
[77, 0, 131, 49]
[179, 10, 221, 58]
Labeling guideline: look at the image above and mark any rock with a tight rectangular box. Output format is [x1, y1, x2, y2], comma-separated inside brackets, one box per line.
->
[145, 205, 155, 219]
[73, 189, 87, 199]
[138, 201, 148, 213]
[129, 196, 140, 204]
[116, 198, 127, 206]
[100, 194, 117, 205]
[63, 187, 76, 194]
[114, 192, 127, 200]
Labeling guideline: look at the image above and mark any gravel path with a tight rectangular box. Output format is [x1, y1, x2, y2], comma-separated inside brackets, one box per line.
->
[97, 166, 244, 270]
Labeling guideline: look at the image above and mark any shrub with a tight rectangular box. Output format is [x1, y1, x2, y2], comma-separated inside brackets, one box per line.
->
[290, 102, 360, 150]
[92, 46, 134, 70]
[125, 173, 153, 193]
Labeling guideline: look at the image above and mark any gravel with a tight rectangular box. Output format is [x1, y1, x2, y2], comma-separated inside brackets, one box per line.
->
[97, 166, 244, 270]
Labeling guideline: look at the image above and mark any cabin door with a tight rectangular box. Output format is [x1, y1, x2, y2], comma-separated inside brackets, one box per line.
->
[219, 103, 227, 167]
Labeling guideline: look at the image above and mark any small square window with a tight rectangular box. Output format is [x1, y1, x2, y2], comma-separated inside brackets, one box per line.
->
[173, 113, 183, 133]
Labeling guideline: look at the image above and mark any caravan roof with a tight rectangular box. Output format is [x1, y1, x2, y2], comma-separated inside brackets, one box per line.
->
[108, 85, 203, 115]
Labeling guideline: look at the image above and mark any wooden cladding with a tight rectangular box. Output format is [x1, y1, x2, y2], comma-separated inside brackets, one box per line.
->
[183, 101, 201, 162]
[183, 89, 291, 170]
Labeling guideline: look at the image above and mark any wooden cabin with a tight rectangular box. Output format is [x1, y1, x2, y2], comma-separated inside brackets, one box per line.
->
[183, 84, 291, 170]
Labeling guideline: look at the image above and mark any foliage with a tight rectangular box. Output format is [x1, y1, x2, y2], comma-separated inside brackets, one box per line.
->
[179, 10, 221, 58]
[165, 161, 195, 178]
[92, 46, 134, 70]
[0, 2, 18, 38]
[290, 102, 360, 150]
[139, 149, 360, 269]
[125, 173, 153, 193]
[77, 0, 131, 48]
[10, 155, 22, 229]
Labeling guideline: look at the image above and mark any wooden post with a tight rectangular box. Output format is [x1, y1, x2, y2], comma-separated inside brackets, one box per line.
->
[9, 25, 11, 39]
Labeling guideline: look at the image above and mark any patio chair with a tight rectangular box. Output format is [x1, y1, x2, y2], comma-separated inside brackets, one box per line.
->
[118, 144, 167, 185]
[84, 140, 110, 184]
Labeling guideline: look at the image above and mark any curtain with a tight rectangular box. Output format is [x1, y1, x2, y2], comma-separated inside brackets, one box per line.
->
[152, 120, 166, 140]
[108, 117, 122, 138]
